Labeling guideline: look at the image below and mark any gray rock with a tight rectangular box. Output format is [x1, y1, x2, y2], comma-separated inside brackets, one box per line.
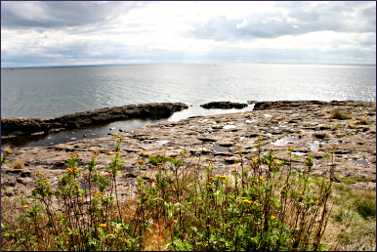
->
[200, 101, 248, 109]
[198, 136, 217, 142]
[313, 132, 328, 139]
[218, 141, 233, 147]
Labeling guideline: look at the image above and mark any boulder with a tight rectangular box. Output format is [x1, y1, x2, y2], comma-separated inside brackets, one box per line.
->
[200, 101, 248, 109]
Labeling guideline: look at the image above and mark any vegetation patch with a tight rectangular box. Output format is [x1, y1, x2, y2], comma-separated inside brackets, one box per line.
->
[1, 137, 375, 251]
[331, 109, 352, 120]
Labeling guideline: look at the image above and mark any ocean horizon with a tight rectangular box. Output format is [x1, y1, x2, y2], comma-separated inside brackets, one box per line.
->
[2, 63, 376, 119]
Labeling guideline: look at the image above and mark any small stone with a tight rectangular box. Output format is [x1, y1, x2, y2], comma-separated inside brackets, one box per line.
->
[31, 131, 46, 136]
[318, 125, 332, 130]
[224, 157, 238, 164]
[125, 173, 137, 178]
[334, 149, 352, 155]
[3, 180, 16, 187]
[156, 140, 170, 146]
[218, 142, 233, 147]
[223, 124, 236, 130]
[312, 132, 328, 139]
[198, 136, 217, 142]
[243, 133, 259, 138]
[16, 177, 32, 185]
[211, 125, 223, 130]
[263, 114, 272, 119]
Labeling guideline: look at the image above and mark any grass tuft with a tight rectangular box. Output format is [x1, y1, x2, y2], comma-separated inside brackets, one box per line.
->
[331, 109, 352, 120]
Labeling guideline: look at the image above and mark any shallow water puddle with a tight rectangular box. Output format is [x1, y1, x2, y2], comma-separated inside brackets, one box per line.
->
[272, 135, 299, 146]
[292, 151, 306, 156]
[224, 124, 236, 130]
[353, 159, 369, 167]
[156, 140, 170, 146]
[308, 141, 321, 152]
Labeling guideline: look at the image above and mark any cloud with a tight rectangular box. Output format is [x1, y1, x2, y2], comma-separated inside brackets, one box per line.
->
[1, 1, 376, 67]
[1, 1, 145, 29]
[193, 2, 376, 40]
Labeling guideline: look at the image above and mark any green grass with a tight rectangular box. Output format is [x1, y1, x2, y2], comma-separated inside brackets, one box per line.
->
[323, 183, 376, 251]
[355, 194, 376, 219]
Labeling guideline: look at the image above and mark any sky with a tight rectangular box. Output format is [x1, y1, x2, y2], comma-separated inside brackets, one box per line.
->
[1, 1, 376, 67]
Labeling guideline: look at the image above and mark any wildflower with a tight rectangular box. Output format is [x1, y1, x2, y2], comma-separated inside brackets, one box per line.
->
[250, 156, 259, 165]
[274, 159, 284, 166]
[66, 166, 79, 176]
[94, 191, 103, 198]
[216, 175, 227, 181]
[137, 159, 145, 166]
[271, 215, 277, 220]
[99, 223, 107, 228]
[22, 204, 29, 209]
[242, 199, 253, 206]
[70, 152, 79, 160]
[259, 176, 265, 182]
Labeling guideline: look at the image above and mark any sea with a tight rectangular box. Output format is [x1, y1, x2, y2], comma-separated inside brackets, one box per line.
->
[1, 63, 376, 146]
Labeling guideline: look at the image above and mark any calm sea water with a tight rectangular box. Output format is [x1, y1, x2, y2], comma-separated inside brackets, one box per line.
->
[1, 63, 376, 146]
[2, 63, 376, 118]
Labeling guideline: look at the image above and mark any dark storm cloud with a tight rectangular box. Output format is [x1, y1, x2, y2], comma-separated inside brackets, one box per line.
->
[193, 2, 376, 41]
[1, 1, 144, 29]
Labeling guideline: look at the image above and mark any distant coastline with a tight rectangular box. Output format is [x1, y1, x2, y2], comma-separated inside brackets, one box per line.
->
[2, 62, 376, 70]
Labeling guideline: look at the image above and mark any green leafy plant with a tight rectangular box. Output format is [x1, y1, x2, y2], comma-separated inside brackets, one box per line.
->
[2, 138, 338, 251]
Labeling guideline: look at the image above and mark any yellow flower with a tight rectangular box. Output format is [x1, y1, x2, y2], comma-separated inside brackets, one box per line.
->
[93, 191, 103, 198]
[271, 215, 277, 220]
[66, 166, 79, 176]
[99, 223, 107, 228]
[242, 199, 253, 206]
[70, 152, 79, 160]
[216, 175, 227, 181]
[259, 176, 265, 182]
[137, 159, 145, 166]
[22, 204, 29, 209]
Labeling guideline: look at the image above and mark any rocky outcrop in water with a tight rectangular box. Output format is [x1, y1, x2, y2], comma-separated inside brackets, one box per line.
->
[200, 101, 248, 109]
[252, 100, 374, 110]
[1, 102, 188, 136]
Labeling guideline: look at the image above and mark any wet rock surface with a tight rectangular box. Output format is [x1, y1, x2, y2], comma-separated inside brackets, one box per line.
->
[2, 101, 376, 198]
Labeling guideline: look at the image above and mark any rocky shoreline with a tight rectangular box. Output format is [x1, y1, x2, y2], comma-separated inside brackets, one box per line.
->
[1, 100, 376, 198]
[1, 102, 188, 137]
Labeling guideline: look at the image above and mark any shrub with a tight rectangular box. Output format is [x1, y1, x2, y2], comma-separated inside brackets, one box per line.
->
[355, 196, 376, 219]
[1, 138, 335, 251]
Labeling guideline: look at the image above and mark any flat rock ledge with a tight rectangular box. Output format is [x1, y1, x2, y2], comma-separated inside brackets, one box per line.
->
[200, 101, 248, 109]
[2, 100, 375, 199]
[1, 102, 188, 136]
